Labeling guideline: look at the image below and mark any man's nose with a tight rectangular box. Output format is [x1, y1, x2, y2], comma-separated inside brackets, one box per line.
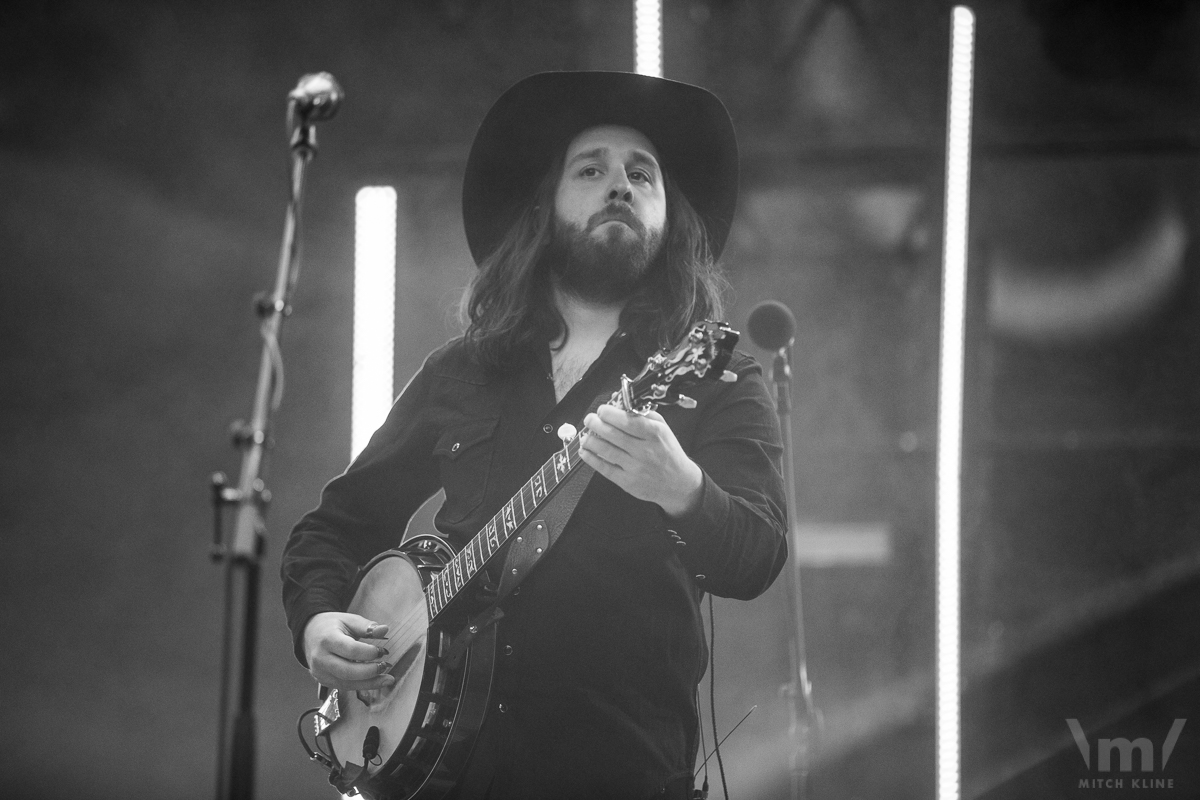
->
[607, 172, 633, 203]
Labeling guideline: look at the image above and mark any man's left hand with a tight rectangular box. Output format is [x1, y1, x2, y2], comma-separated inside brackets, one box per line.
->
[579, 404, 703, 518]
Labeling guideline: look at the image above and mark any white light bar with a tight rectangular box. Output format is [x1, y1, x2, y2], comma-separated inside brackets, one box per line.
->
[634, 0, 663, 77]
[937, 8, 975, 800]
[352, 186, 397, 461]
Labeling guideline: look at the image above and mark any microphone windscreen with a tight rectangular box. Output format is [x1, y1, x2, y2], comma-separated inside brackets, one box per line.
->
[289, 72, 344, 121]
[747, 300, 796, 350]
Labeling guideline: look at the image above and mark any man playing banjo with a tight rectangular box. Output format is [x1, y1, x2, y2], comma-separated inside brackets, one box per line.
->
[282, 71, 788, 799]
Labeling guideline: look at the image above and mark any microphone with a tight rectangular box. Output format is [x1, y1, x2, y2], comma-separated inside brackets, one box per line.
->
[748, 300, 795, 408]
[288, 72, 344, 122]
[362, 725, 380, 763]
[747, 300, 796, 351]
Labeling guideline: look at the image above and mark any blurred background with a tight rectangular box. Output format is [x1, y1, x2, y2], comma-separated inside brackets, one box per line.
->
[2, 1, 1199, 798]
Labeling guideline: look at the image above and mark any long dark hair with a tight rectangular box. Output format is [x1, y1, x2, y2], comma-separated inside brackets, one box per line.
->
[459, 159, 728, 372]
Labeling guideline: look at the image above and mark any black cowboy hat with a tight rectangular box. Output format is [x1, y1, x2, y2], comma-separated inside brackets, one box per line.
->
[462, 70, 739, 266]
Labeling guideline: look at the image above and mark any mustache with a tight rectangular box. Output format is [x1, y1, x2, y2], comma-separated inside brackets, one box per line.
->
[587, 204, 646, 236]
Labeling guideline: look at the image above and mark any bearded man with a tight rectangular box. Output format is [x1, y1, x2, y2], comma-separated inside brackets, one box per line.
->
[282, 71, 788, 800]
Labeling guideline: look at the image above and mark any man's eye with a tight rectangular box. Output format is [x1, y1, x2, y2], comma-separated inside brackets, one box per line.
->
[580, 166, 600, 177]
[630, 170, 648, 182]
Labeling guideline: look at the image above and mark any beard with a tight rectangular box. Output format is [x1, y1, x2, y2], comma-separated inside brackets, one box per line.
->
[545, 204, 665, 304]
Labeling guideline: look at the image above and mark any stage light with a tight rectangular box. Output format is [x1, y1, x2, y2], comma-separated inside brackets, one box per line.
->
[352, 186, 397, 461]
[937, 7, 975, 800]
[635, 0, 663, 77]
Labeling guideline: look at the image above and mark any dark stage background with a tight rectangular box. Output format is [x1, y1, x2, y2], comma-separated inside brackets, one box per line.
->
[3, 1, 1200, 798]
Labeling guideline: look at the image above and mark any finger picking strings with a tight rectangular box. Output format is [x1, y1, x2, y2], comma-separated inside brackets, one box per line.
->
[367, 602, 425, 668]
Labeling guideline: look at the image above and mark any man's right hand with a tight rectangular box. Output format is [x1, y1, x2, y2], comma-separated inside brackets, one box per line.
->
[302, 611, 395, 691]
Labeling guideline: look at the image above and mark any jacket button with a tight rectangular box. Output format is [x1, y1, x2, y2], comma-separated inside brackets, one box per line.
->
[498, 702, 508, 713]
[542, 423, 553, 434]
[695, 574, 706, 581]
[504, 645, 514, 656]
[451, 442, 460, 452]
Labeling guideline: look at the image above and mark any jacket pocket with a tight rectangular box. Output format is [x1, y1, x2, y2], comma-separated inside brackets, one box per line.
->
[433, 417, 500, 525]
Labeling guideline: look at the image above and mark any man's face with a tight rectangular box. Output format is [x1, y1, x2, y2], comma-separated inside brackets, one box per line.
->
[548, 125, 667, 303]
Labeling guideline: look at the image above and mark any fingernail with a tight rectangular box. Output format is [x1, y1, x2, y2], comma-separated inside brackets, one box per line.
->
[378, 661, 392, 675]
[377, 646, 389, 658]
[382, 676, 396, 687]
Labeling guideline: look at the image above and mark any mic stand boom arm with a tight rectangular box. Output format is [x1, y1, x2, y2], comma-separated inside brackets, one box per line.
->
[210, 92, 326, 800]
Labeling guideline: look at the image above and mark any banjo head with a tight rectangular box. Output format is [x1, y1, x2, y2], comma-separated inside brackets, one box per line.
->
[316, 537, 489, 800]
[329, 552, 430, 775]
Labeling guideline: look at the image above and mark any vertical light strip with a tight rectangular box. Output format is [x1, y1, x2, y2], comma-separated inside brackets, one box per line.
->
[352, 186, 397, 461]
[937, 7, 975, 800]
[634, 0, 663, 77]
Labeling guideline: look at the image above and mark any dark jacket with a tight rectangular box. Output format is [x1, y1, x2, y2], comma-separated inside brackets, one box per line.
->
[282, 330, 788, 799]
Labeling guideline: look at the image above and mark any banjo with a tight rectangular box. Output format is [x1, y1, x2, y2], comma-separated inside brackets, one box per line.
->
[298, 320, 739, 799]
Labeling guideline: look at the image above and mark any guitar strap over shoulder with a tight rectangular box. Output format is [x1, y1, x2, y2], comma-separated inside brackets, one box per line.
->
[495, 461, 594, 598]
[443, 462, 595, 667]
[486, 387, 610, 603]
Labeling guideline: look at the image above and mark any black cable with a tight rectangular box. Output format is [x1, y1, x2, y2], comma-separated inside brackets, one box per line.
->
[708, 593, 729, 799]
[296, 708, 335, 769]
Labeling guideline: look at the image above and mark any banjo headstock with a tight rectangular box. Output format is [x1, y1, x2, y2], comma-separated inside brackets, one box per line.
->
[614, 320, 740, 413]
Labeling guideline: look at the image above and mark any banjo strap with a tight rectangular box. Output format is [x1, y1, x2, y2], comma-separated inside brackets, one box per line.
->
[441, 461, 595, 668]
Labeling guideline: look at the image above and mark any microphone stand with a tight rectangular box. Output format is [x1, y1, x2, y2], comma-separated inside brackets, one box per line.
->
[210, 105, 320, 800]
[771, 345, 820, 800]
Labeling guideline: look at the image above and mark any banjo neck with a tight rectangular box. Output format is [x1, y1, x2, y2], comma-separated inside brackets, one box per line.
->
[423, 429, 588, 621]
